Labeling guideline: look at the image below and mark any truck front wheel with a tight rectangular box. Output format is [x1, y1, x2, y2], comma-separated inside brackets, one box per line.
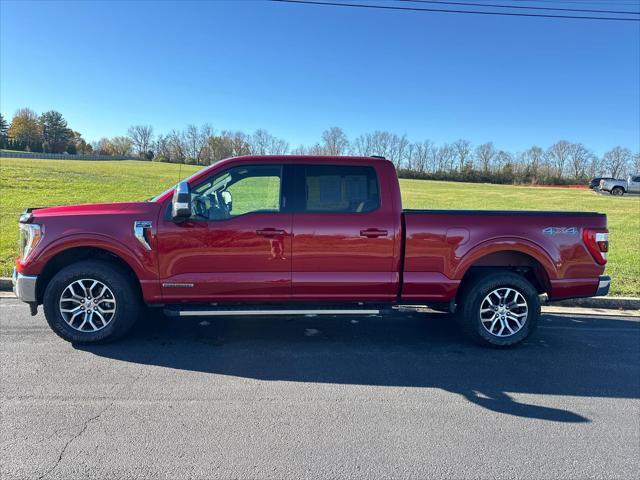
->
[456, 271, 540, 347]
[43, 260, 140, 344]
[611, 187, 625, 196]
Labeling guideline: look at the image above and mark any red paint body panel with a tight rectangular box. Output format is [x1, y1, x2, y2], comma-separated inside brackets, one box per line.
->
[402, 213, 606, 301]
[291, 160, 401, 301]
[18, 155, 608, 305]
[156, 213, 292, 302]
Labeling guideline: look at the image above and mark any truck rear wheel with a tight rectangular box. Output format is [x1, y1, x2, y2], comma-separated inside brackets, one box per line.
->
[456, 271, 540, 347]
[43, 260, 140, 344]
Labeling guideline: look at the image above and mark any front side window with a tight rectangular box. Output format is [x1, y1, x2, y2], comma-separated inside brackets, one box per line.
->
[190, 165, 282, 220]
[301, 165, 380, 213]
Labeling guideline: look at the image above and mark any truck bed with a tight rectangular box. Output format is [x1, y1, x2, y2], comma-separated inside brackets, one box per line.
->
[401, 209, 607, 302]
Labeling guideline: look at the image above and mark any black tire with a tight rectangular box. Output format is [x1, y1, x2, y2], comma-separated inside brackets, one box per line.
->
[43, 260, 140, 344]
[611, 187, 625, 196]
[456, 271, 540, 347]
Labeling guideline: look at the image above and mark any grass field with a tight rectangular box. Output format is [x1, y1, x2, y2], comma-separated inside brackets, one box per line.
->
[1, 157, 638, 296]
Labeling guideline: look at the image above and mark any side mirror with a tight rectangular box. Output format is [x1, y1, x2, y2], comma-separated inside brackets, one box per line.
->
[221, 190, 232, 211]
[171, 181, 191, 222]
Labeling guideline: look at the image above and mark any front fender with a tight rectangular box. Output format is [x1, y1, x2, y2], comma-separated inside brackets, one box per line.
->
[23, 233, 156, 281]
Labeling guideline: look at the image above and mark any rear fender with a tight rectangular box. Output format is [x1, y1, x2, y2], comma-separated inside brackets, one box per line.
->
[454, 237, 559, 281]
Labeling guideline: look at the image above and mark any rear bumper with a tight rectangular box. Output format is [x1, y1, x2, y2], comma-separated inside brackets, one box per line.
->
[595, 275, 610, 297]
[12, 269, 38, 303]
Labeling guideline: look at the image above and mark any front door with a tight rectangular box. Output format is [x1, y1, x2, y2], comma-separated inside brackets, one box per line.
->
[156, 163, 292, 302]
[291, 163, 399, 302]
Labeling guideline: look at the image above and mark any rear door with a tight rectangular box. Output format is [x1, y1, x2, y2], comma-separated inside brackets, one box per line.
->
[291, 163, 398, 301]
[629, 176, 640, 193]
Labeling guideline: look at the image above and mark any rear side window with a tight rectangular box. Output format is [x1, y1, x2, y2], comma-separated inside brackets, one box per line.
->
[300, 165, 380, 213]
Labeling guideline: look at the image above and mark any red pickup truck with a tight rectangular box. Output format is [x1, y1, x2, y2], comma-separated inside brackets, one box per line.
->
[13, 155, 610, 347]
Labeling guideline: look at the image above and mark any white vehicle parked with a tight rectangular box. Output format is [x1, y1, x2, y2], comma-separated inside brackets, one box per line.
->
[600, 175, 640, 196]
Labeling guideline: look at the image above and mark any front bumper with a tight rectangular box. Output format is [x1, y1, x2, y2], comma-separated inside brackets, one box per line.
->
[12, 269, 38, 303]
[595, 275, 610, 297]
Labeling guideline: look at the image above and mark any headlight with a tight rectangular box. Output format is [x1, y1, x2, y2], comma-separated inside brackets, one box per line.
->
[18, 223, 44, 262]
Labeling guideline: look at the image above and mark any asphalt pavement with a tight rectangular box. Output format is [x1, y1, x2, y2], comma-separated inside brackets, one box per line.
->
[1, 298, 639, 479]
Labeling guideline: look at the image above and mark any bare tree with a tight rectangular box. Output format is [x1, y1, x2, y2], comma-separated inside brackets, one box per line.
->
[127, 125, 154, 158]
[250, 129, 289, 155]
[603, 146, 631, 178]
[109, 136, 133, 156]
[270, 137, 289, 155]
[632, 152, 640, 174]
[546, 140, 572, 178]
[475, 142, 496, 173]
[388, 134, 411, 168]
[183, 124, 211, 164]
[167, 129, 186, 163]
[408, 140, 432, 172]
[452, 139, 472, 172]
[153, 134, 171, 161]
[520, 146, 544, 180]
[356, 131, 409, 167]
[494, 150, 512, 172]
[321, 127, 349, 155]
[291, 144, 309, 155]
[568, 143, 592, 180]
[250, 129, 272, 155]
[435, 144, 453, 172]
[350, 133, 374, 156]
[93, 137, 112, 156]
[587, 155, 601, 179]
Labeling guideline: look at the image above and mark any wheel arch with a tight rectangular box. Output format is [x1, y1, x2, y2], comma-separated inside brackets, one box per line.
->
[36, 246, 143, 304]
[455, 240, 557, 298]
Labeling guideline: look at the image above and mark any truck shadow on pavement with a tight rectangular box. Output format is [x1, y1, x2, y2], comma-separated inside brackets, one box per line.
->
[77, 311, 640, 424]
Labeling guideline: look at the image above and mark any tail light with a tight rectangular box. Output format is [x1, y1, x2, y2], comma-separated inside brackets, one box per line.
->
[583, 228, 608, 265]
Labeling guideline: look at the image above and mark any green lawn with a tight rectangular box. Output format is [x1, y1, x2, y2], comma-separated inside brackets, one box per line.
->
[1, 157, 638, 296]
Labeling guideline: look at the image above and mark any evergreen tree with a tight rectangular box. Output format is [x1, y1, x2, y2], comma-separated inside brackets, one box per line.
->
[40, 110, 72, 153]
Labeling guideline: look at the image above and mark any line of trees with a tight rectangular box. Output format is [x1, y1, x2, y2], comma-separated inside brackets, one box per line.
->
[1, 109, 638, 185]
[0, 109, 92, 154]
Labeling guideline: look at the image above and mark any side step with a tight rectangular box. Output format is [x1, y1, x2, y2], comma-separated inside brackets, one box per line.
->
[163, 305, 382, 317]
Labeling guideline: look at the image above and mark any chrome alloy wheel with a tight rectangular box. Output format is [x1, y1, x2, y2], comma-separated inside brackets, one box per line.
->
[59, 279, 117, 332]
[479, 287, 528, 337]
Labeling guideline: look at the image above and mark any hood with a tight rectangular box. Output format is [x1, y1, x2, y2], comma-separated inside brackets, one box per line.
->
[30, 202, 157, 219]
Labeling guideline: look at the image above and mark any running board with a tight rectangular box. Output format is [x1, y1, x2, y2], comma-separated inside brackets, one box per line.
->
[164, 307, 381, 317]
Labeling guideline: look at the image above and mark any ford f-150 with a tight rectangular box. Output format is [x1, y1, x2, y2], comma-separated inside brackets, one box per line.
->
[13, 155, 611, 347]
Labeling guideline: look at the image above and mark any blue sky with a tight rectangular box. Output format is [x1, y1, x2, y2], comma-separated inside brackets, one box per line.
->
[1, 0, 639, 155]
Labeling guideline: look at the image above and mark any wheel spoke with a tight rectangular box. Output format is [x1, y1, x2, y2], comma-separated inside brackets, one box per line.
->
[86, 311, 97, 331]
[62, 297, 83, 305]
[68, 283, 83, 299]
[60, 306, 82, 313]
[78, 281, 90, 297]
[94, 284, 108, 301]
[489, 316, 499, 333]
[507, 313, 522, 328]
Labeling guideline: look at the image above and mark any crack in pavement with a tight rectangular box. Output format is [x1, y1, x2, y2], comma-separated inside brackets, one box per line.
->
[36, 371, 145, 479]
[36, 400, 114, 480]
